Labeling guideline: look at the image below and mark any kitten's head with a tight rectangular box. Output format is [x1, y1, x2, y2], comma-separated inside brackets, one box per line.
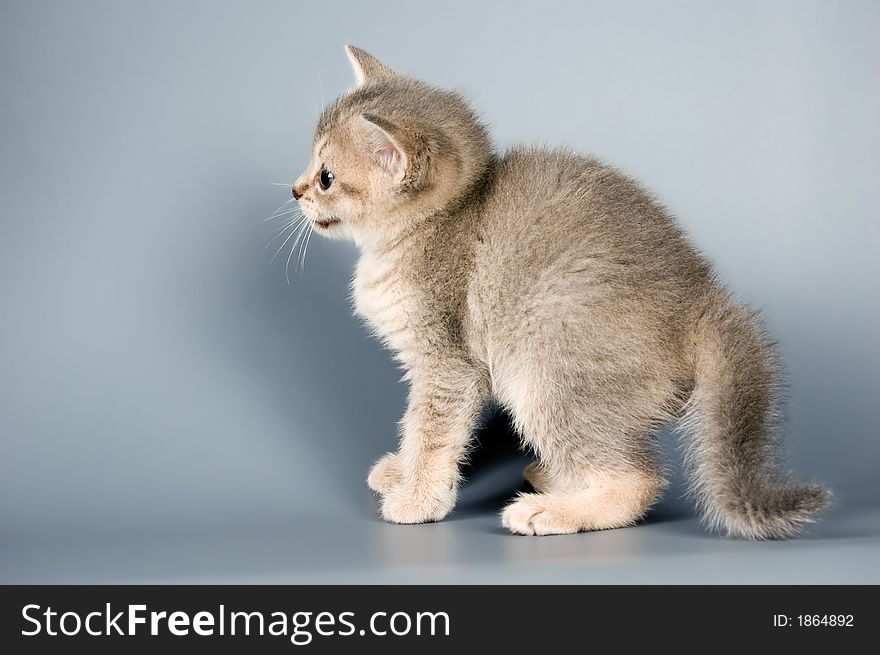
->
[292, 45, 493, 248]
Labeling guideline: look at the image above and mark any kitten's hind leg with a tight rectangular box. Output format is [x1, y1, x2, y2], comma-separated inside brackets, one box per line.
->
[522, 461, 551, 492]
[495, 351, 672, 536]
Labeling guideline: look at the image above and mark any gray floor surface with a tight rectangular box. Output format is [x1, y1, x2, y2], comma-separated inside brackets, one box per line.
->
[4, 445, 878, 584]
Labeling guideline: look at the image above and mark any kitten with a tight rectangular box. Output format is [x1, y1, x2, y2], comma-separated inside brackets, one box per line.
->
[290, 45, 829, 538]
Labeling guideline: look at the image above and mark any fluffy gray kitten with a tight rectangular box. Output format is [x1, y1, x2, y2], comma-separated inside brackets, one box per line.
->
[290, 45, 829, 538]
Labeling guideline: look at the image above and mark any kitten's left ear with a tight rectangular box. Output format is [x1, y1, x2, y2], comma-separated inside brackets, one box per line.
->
[345, 44, 396, 87]
[359, 113, 409, 183]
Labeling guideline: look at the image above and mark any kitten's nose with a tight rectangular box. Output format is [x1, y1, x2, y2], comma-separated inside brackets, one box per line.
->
[291, 185, 303, 200]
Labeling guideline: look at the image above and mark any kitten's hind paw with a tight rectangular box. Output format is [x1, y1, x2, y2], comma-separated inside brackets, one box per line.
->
[501, 493, 580, 536]
[502, 473, 662, 535]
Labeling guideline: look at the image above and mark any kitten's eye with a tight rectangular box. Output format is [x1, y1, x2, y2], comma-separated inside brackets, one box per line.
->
[319, 167, 335, 190]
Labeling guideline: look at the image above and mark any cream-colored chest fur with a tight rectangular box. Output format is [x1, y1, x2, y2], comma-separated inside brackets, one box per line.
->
[352, 251, 422, 360]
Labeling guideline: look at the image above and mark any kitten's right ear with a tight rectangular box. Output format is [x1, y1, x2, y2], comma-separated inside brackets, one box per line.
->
[345, 44, 396, 87]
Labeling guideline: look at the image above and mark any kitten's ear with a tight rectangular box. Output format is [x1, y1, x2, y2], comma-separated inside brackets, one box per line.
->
[359, 113, 409, 183]
[345, 44, 396, 87]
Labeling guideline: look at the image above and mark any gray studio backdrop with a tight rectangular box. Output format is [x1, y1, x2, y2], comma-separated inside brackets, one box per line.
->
[1, 0, 878, 583]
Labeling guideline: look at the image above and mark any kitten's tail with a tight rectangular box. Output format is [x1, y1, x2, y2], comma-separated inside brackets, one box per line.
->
[682, 294, 830, 539]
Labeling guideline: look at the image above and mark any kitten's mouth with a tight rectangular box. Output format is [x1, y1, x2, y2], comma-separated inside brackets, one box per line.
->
[313, 217, 341, 230]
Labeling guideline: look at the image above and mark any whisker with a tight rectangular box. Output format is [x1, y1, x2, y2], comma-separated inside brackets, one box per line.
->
[270, 222, 302, 264]
[299, 224, 314, 273]
[293, 220, 311, 246]
[268, 204, 298, 217]
[288, 219, 311, 262]
[286, 220, 312, 284]
[265, 183, 294, 187]
[262, 209, 300, 224]
[270, 219, 295, 236]
[294, 226, 308, 274]
[264, 218, 300, 250]
[277, 153, 295, 170]
[271, 215, 301, 235]
[262, 198, 296, 219]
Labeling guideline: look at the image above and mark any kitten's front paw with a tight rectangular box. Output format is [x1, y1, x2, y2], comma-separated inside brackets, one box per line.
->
[379, 478, 457, 524]
[367, 452, 402, 494]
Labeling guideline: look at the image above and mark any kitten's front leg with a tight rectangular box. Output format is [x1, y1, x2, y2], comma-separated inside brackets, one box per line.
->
[370, 361, 485, 524]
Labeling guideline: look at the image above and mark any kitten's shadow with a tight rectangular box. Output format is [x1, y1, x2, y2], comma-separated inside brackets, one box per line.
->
[453, 410, 530, 517]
